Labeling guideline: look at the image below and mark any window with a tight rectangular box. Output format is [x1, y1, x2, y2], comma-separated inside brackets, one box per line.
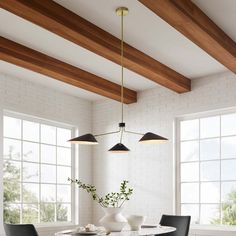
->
[177, 112, 236, 225]
[3, 113, 74, 225]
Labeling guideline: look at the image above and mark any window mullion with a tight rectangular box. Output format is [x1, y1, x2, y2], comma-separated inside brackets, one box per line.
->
[71, 128, 75, 224]
[55, 127, 58, 223]
[198, 119, 201, 224]
[20, 119, 23, 224]
[39, 124, 41, 224]
[219, 115, 222, 224]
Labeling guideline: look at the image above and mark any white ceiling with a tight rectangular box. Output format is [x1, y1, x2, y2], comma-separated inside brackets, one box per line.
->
[193, 0, 236, 41]
[0, 0, 235, 101]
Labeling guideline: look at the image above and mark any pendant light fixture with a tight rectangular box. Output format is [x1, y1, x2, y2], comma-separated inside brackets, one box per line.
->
[68, 7, 168, 152]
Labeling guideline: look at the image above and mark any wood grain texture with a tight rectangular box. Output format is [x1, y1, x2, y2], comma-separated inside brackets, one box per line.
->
[0, 0, 191, 93]
[139, 0, 236, 74]
[0, 36, 137, 104]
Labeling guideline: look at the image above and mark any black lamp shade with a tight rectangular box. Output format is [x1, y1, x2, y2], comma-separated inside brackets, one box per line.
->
[109, 143, 130, 153]
[139, 132, 168, 143]
[68, 133, 98, 145]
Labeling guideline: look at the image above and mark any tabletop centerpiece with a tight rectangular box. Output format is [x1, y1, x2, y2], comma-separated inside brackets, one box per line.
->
[69, 178, 133, 232]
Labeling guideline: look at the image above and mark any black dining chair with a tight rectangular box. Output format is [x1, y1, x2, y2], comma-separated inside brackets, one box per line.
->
[158, 214, 191, 236]
[4, 224, 39, 236]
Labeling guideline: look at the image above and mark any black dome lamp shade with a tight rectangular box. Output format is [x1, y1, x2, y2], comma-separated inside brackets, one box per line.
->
[68, 7, 168, 152]
[109, 143, 130, 153]
[139, 132, 168, 143]
[68, 133, 98, 145]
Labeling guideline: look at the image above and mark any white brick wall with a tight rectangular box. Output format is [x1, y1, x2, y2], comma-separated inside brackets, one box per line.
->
[0, 73, 93, 236]
[1, 70, 236, 236]
[92, 71, 236, 236]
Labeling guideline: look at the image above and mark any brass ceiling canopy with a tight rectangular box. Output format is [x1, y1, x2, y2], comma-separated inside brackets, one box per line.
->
[116, 7, 129, 16]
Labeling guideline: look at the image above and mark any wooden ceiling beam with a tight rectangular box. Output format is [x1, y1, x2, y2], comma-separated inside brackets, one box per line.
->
[0, 0, 191, 93]
[139, 0, 236, 74]
[0, 36, 137, 104]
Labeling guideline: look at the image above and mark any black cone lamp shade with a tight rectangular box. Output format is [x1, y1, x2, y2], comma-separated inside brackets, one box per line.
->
[68, 133, 98, 145]
[109, 143, 130, 153]
[139, 132, 168, 143]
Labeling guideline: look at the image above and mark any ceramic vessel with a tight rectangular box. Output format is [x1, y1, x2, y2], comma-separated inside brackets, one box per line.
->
[99, 207, 127, 232]
[127, 215, 146, 231]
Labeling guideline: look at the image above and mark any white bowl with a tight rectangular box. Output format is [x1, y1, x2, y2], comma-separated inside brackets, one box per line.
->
[127, 215, 147, 231]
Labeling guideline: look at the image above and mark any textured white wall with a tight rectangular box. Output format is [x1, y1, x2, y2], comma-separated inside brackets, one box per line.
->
[0, 73, 93, 236]
[1, 70, 236, 236]
[92, 71, 236, 236]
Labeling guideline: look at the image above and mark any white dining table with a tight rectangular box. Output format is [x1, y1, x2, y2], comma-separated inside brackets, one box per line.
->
[55, 226, 176, 236]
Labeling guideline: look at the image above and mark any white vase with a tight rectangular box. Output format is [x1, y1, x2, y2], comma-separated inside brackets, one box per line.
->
[99, 207, 127, 232]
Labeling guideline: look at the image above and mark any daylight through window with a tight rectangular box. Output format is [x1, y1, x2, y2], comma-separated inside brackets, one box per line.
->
[3, 114, 73, 224]
[179, 113, 236, 225]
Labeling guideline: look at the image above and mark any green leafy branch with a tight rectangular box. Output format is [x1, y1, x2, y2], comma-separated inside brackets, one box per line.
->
[69, 178, 133, 208]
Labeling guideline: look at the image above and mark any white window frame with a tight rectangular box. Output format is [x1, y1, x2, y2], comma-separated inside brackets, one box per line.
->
[3, 110, 77, 227]
[175, 107, 236, 226]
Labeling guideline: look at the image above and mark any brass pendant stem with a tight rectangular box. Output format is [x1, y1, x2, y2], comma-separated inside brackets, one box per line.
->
[116, 7, 129, 144]
[116, 7, 129, 125]
[121, 10, 124, 123]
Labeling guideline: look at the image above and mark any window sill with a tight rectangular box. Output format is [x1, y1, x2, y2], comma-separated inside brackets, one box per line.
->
[190, 225, 236, 236]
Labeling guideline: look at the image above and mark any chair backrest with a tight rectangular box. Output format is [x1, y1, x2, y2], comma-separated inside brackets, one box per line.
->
[159, 214, 191, 236]
[4, 224, 38, 236]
